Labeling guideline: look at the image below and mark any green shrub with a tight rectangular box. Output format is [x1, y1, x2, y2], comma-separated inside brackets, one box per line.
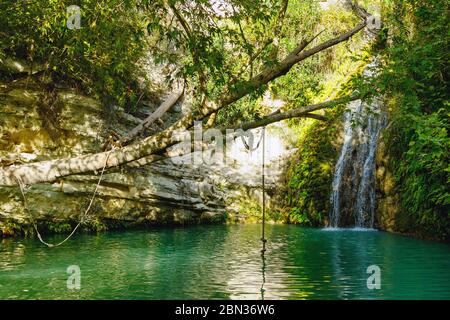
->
[377, 0, 449, 239]
[0, 0, 149, 109]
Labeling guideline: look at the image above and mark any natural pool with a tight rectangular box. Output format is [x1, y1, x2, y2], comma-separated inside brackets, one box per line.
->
[1, 224, 449, 299]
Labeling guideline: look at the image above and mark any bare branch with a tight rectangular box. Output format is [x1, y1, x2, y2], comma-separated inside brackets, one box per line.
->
[120, 90, 183, 145]
[223, 95, 359, 132]
[158, 96, 357, 161]
[167, 2, 193, 40]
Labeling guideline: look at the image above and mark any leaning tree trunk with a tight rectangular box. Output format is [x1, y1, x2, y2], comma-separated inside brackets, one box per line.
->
[0, 21, 367, 187]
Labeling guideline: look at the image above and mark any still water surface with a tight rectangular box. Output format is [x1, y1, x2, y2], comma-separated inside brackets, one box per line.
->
[1, 224, 449, 299]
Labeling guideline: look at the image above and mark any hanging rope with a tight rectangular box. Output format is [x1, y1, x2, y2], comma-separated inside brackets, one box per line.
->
[260, 247, 266, 300]
[240, 127, 267, 253]
[15, 147, 114, 248]
[261, 126, 267, 253]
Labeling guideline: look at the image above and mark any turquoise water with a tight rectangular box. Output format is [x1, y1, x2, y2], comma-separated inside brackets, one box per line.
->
[1, 224, 449, 299]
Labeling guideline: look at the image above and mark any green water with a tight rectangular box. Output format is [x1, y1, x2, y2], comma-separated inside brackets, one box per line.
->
[1, 224, 449, 300]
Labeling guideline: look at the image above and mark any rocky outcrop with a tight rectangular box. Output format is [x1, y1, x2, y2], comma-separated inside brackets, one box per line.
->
[375, 139, 399, 232]
[0, 77, 293, 236]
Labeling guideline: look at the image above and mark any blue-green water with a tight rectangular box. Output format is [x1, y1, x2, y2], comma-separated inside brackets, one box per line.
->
[1, 224, 449, 299]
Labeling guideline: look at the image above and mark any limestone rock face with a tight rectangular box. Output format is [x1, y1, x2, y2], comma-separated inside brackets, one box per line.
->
[0, 78, 293, 235]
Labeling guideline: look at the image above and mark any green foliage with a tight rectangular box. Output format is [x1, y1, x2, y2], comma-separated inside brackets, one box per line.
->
[215, 0, 364, 125]
[377, 0, 449, 239]
[280, 4, 368, 227]
[284, 109, 342, 226]
[216, 94, 267, 125]
[0, 219, 33, 237]
[2, 0, 446, 241]
[396, 112, 449, 234]
[273, 2, 361, 107]
[216, 0, 324, 125]
[0, 0, 328, 117]
[44, 220, 73, 234]
[0, 0, 149, 109]
[86, 218, 108, 232]
[284, 0, 449, 240]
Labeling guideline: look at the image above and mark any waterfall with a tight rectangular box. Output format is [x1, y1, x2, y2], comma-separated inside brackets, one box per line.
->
[329, 62, 386, 228]
[329, 100, 361, 228]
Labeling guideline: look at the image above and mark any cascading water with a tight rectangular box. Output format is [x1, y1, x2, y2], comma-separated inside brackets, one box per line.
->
[329, 62, 386, 228]
[329, 100, 361, 228]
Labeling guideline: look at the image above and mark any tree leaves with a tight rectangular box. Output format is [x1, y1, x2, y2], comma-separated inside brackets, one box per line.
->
[381, 0, 450, 239]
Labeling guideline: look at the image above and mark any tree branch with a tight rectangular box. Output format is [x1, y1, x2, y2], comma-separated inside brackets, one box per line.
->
[223, 95, 358, 132]
[268, 0, 289, 60]
[344, 0, 371, 20]
[120, 90, 183, 145]
[160, 96, 357, 161]
[167, 2, 193, 40]
[0, 21, 368, 187]
[205, 21, 367, 116]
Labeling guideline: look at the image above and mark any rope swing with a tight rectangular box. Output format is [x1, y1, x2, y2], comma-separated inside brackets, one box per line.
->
[261, 126, 267, 254]
[15, 147, 115, 248]
[240, 126, 267, 254]
[240, 126, 268, 300]
[18, 125, 268, 250]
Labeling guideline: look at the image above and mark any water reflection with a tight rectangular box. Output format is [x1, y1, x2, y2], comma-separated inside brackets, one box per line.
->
[1, 225, 449, 299]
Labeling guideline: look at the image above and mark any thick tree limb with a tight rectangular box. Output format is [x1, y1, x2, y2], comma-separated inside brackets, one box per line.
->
[161, 96, 357, 160]
[0, 114, 194, 186]
[224, 95, 358, 132]
[344, 0, 371, 20]
[208, 21, 366, 115]
[0, 21, 367, 187]
[302, 113, 327, 121]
